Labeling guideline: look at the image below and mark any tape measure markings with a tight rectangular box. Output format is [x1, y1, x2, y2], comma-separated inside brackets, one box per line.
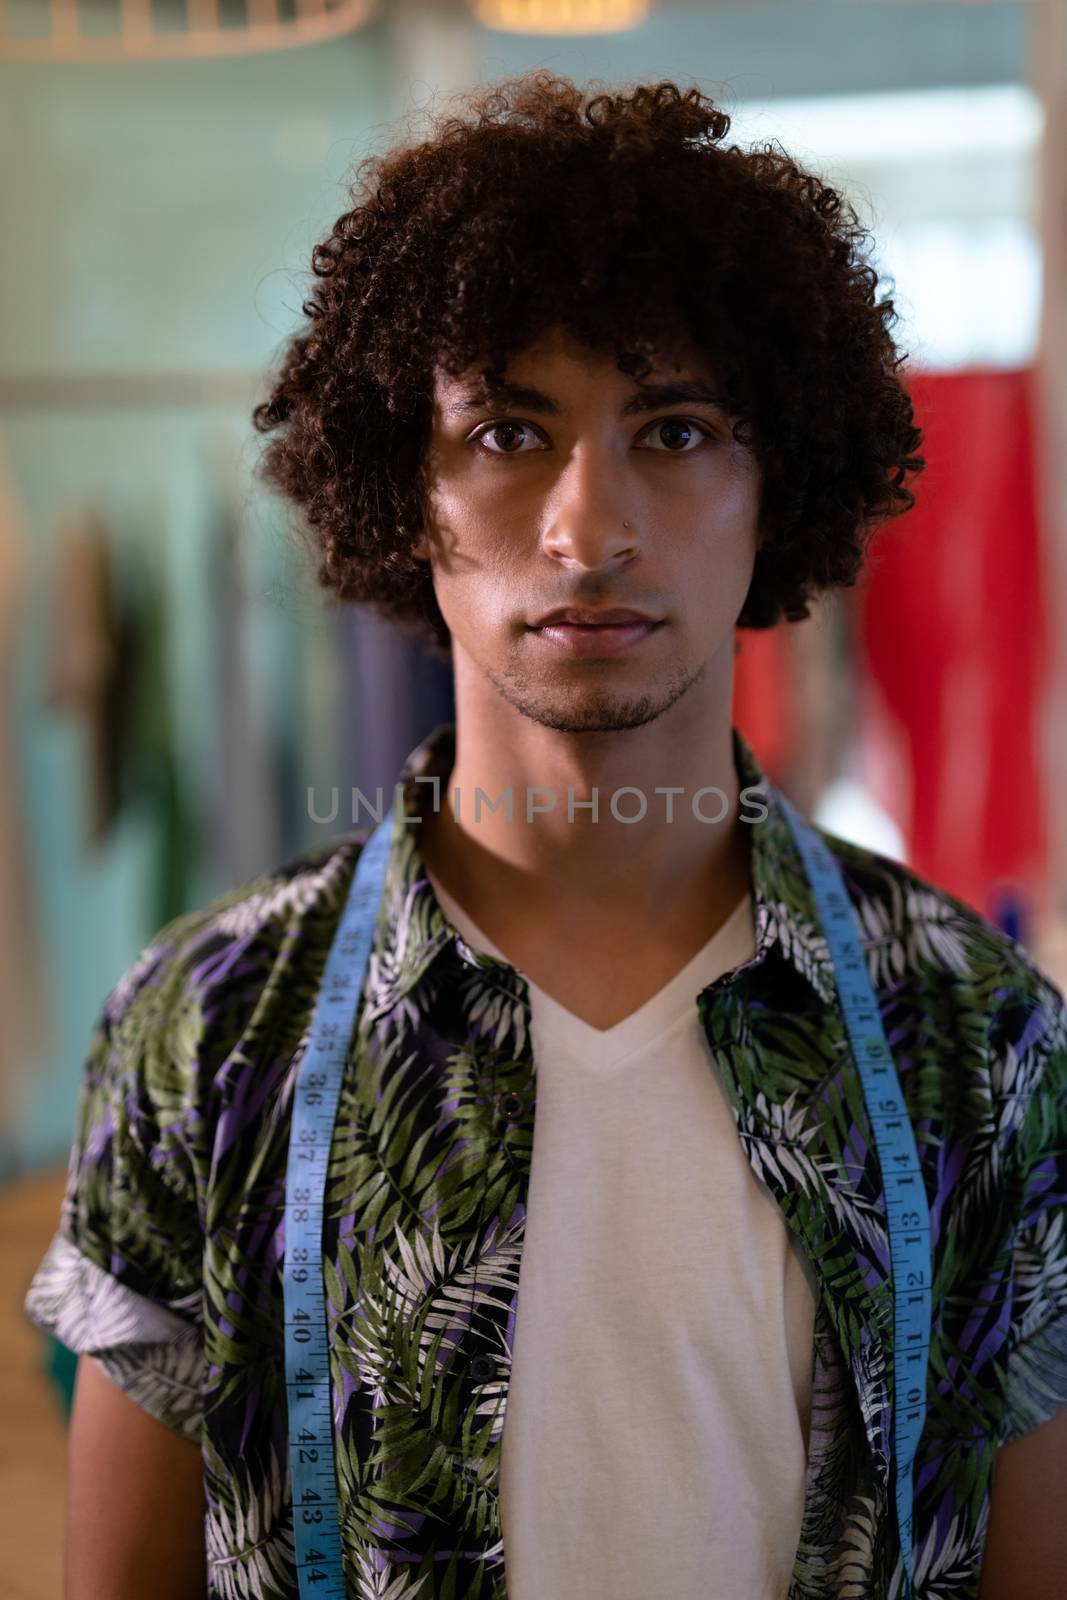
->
[779, 793, 930, 1600]
[282, 819, 393, 1600]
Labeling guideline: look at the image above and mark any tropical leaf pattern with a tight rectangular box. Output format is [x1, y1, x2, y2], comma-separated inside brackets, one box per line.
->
[23, 722, 1067, 1598]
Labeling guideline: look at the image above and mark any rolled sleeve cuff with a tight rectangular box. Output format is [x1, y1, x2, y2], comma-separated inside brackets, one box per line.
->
[23, 1231, 205, 1443]
[999, 1307, 1067, 1446]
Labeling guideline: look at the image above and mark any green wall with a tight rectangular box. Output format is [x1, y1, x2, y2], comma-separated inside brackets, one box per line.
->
[1, 24, 393, 1177]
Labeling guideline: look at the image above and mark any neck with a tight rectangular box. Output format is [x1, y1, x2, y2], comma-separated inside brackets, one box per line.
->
[417, 643, 753, 941]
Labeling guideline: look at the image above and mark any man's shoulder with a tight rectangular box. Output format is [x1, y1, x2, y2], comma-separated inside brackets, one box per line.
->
[101, 831, 371, 1064]
[811, 822, 1064, 1025]
[808, 828, 1066, 1256]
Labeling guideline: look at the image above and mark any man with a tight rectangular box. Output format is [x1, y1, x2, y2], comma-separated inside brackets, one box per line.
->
[25, 71, 1067, 1600]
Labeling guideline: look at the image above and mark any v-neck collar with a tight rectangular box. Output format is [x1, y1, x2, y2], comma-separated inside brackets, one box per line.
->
[429, 862, 754, 1063]
[371, 720, 842, 1013]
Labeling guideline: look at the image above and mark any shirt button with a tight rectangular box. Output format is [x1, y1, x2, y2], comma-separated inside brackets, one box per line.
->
[499, 1092, 525, 1121]
[469, 1353, 496, 1382]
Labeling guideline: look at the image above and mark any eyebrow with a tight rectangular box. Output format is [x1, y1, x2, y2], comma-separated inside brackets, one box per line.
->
[443, 378, 731, 420]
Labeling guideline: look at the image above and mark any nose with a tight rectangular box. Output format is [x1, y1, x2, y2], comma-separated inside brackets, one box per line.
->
[540, 451, 639, 573]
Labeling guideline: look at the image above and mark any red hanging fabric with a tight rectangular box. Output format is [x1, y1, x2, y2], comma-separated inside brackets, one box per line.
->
[857, 367, 1051, 922]
[733, 623, 793, 779]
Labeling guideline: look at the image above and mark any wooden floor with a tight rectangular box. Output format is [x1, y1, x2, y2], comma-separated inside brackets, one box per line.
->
[1, 1167, 70, 1600]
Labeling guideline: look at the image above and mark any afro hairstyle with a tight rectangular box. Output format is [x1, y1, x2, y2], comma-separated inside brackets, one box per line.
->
[252, 70, 925, 660]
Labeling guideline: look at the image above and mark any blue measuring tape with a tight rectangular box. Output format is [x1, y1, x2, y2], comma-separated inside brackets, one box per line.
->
[283, 793, 930, 1600]
[282, 812, 393, 1599]
[779, 793, 931, 1600]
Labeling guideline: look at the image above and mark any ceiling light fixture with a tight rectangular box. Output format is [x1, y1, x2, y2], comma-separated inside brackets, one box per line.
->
[470, 0, 650, 36]
[0, 0, 380, 64]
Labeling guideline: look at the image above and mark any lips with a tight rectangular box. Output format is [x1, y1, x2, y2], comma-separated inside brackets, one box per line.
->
[529, 615, 662, 657]
[532, 607, 658, 628]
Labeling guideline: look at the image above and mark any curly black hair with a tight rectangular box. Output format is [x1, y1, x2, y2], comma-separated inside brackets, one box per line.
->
[252, 71, 925, 660]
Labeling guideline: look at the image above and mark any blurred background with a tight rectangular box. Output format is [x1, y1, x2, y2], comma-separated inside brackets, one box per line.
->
[2, 0, 1066, 1590]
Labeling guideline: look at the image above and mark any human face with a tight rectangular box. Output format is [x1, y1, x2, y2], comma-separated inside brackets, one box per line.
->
[417, 325, 762, 735]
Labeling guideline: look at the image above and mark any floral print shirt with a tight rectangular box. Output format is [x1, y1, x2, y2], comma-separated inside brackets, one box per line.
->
[24, 722, 1067, 1599]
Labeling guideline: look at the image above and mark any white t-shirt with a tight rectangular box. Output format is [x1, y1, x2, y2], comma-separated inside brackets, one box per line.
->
[426, 869, 817, 1600]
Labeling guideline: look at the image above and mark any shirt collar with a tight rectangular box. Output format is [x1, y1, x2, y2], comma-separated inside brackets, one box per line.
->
[369, 721, 839, 1011]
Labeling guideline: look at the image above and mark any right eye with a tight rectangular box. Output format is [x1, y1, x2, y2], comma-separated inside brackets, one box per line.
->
[469, 419, 544, 455]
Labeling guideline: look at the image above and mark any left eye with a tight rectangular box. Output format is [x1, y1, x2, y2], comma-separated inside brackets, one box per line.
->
[641, 419, 712, 452]
[470, 417, 713, 455]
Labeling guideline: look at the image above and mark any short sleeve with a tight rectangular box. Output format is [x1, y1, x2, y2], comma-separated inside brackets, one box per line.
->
[23, 923, 210, 1443]
[993, 958, 1067, 1447]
